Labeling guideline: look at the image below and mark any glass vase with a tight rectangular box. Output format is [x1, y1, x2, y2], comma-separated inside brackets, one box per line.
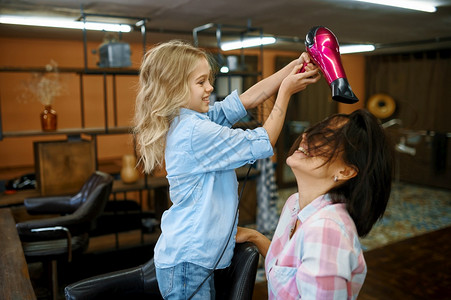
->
[40, 105, 57, 131]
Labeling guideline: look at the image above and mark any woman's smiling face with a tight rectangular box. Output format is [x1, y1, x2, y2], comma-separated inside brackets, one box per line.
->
[286, 133, 336, 182]
[286, 116, 350, 183]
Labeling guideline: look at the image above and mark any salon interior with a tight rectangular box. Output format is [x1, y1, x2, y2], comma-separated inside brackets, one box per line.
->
[0, 0, 450, 299]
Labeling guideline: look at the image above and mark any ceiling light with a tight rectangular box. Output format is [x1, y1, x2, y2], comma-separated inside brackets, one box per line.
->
[0, 15, 132, 32]
[221, 37, 276, 51]
[353, 0, 436, 13]
[340, 44, 375, 54]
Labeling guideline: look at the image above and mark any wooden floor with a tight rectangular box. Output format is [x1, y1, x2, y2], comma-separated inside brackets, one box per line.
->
[252, 226, 451, 299]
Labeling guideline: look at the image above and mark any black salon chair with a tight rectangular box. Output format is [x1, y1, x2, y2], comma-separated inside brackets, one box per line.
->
[23, 171, 113, 215]
[64, 242, 260, 300]
[16, 171, 114, 300]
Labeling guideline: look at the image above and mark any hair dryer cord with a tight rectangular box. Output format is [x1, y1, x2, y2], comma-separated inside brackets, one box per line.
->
[187, 163, 254, 299]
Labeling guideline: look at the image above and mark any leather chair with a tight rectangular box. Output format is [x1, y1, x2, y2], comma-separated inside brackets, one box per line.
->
[16, 171, 114, 300]
[64, 242, 260, 300]
[23, 171, 113, 215]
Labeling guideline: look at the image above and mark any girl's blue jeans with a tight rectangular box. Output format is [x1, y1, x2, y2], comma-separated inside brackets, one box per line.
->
[156, 262, 215, 300]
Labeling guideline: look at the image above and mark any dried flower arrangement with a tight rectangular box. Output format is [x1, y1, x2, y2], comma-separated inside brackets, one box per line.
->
[21, 60, 62, 106]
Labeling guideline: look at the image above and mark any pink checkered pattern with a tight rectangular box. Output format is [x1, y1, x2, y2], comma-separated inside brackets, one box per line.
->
[265, 193, 366, 299]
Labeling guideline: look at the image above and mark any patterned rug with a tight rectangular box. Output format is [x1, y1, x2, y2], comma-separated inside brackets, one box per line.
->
[360, 181, 451, 251]
[255, 181, 451, 282]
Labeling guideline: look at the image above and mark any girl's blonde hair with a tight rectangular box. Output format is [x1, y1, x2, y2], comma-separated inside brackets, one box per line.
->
[133, 40, 209, 173]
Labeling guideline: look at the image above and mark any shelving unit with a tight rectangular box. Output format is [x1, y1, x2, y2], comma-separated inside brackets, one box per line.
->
[0, 6, 147, 141]
[0, 66, 138, 140]
[193, 22, 266, 125]
[0, 13, 156, 239]
[0, 10, 147, 170]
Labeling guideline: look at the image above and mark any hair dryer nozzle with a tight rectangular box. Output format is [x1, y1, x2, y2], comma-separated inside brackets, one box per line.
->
[331, 78, 359, 104]
[304, 26, 359, 104]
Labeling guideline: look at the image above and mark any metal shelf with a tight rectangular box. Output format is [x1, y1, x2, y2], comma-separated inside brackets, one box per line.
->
[0, 65, 136, 141]
[0, 66, 139, 76]
[2, 126, 131, 138]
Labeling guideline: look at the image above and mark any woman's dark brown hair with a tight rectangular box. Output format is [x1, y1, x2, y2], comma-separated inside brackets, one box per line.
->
[288, 109, 394, 237]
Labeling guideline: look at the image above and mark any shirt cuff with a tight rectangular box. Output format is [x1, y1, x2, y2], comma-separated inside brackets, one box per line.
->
[222, 90, 247, 125]
[246, 127, 274, 162]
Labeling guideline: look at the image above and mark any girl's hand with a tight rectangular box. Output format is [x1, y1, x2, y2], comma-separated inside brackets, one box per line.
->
[297, 52, 318, 73]
[280, 59, 321, 96]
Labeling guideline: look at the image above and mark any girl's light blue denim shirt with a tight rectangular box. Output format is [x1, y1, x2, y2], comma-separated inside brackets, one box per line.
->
[154, 90, 273, 269]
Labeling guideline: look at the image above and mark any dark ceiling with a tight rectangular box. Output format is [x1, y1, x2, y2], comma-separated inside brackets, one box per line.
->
[1, 0, 451, 54]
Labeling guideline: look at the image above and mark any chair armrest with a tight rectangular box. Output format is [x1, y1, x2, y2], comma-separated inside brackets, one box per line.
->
[31, 226, 73, 261]
[65, 266, 144, 299]
[65, 258, 163, 299]
[24, 195, 75, 215]
[16, 213, 89, 241]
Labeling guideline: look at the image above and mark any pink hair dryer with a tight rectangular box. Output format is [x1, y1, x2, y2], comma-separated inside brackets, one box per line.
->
[302, 26, 359, 104]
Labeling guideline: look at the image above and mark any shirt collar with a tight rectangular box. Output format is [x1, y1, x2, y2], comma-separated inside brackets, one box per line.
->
[179, 107, 209, 119]
[287, 193, 300, 218]
[298, 194, 332, 223]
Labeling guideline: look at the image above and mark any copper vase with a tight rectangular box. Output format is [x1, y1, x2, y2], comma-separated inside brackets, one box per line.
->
[40, 105, 57, 131]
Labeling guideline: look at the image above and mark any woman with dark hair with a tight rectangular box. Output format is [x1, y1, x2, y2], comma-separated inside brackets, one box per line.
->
[237, 109, 394, 299]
